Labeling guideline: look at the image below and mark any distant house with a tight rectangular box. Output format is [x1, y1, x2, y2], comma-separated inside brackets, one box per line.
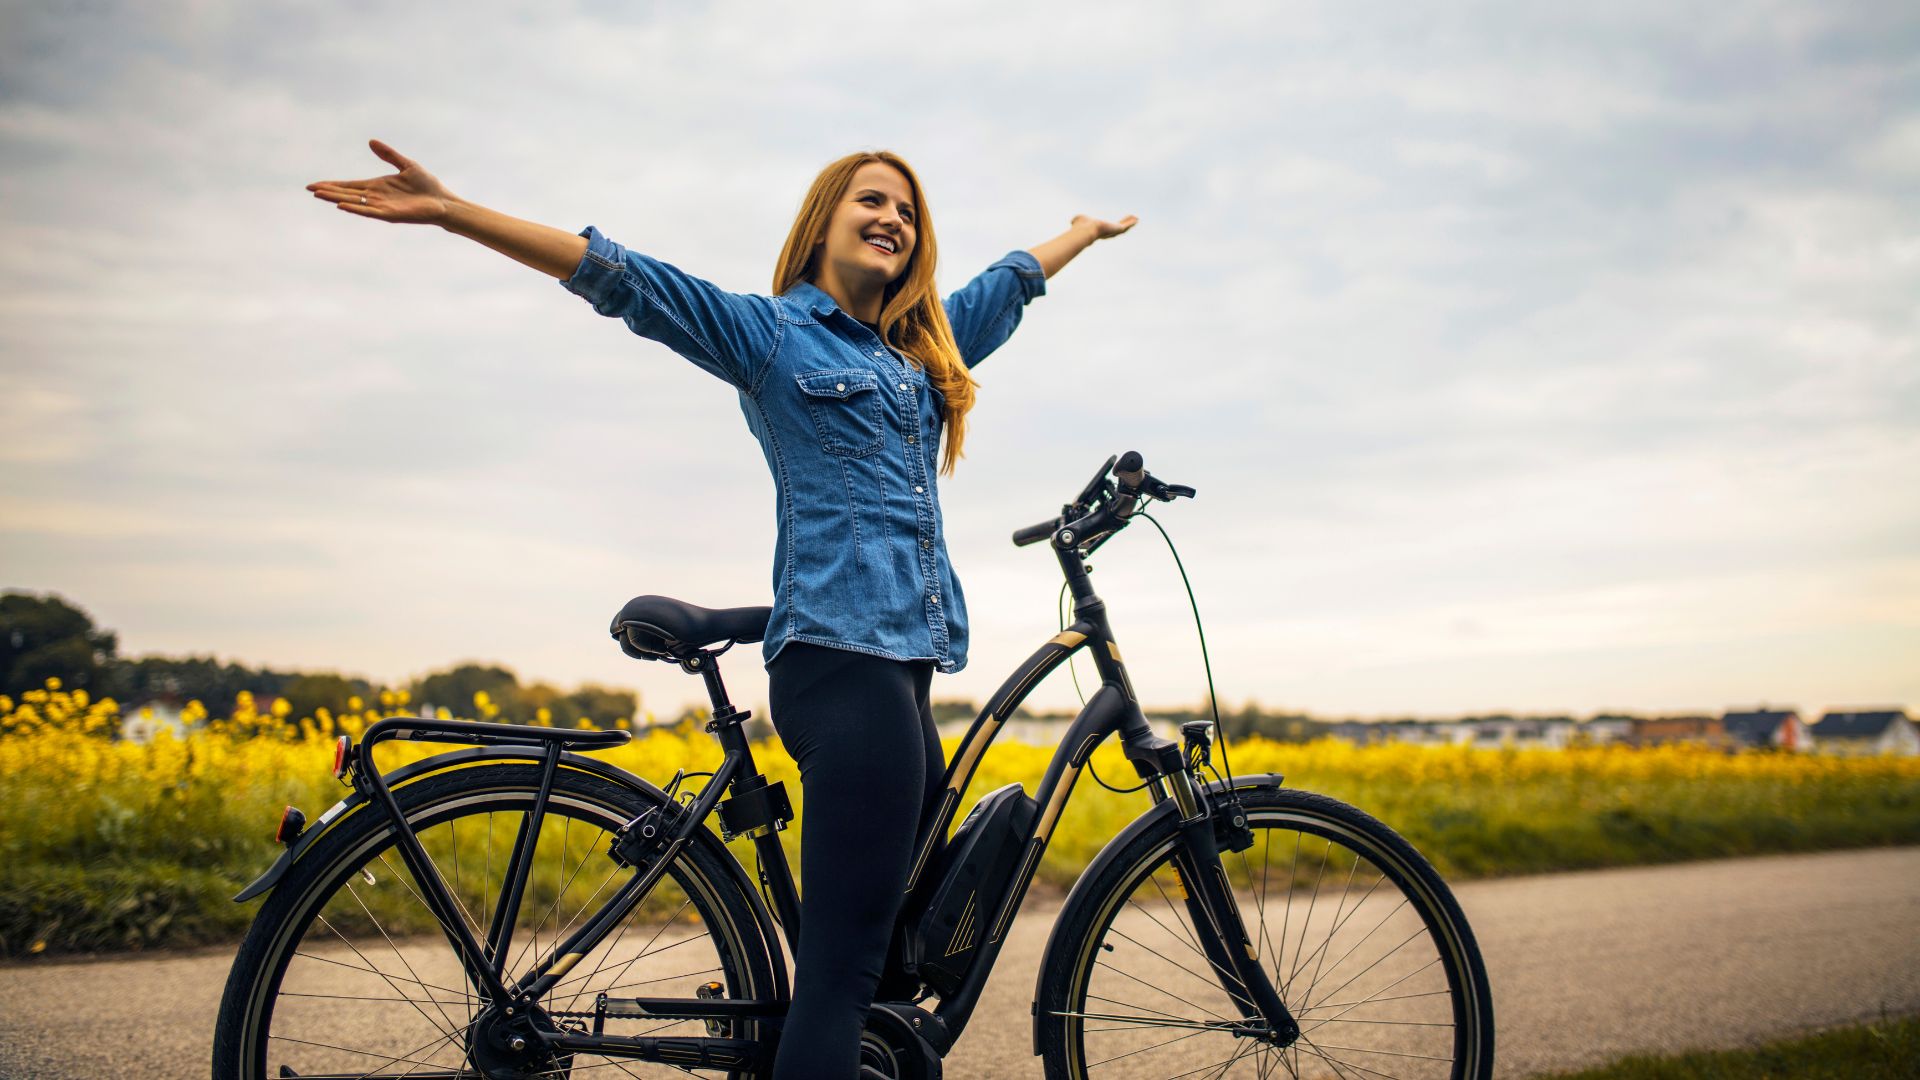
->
[1812, 709, 1918, 756]
[1572, 716, 1636, 746]
[120, 701, 185, 743]
[1721, 709, 1810, 752]
[1329, 721, 1390, 746]
[1388, 721, 1474, 748]
[1630, 715, 1728, 749]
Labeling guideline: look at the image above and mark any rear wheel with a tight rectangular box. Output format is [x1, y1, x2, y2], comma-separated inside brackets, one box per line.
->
[212, 762, 777, 1079]
[1037, 787, 1494, 1079]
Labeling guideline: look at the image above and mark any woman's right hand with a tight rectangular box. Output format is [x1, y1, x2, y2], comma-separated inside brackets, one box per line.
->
[306, 139, 457, 225]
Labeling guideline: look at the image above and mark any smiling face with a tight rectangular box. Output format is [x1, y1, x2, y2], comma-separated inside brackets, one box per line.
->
[812, 160, 919, 293]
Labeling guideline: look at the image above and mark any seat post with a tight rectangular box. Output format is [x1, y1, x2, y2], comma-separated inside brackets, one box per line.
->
[682, 650, 736, 715]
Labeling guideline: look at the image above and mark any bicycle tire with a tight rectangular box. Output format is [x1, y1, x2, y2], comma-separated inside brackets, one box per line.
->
[212, 761, 778, 1079]
[1036, 786, 1494, 1079]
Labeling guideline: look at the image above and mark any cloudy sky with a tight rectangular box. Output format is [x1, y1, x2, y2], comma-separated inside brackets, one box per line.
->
[4, 0, 1916, 720]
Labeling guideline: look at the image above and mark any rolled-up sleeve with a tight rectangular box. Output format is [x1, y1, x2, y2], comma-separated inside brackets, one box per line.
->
[942, 249, 1047, 369]
[558, 225, 781, 391]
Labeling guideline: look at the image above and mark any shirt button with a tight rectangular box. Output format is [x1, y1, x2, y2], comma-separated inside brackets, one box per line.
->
[930, 595, 941, 604]
[899, 382, 910, 391]
[873, 351, 885, 357]
[835, 382, 846, 392]
[907, 435, 916, 443]
[922, 539, 932, 549]
[914, 485, 924, 493]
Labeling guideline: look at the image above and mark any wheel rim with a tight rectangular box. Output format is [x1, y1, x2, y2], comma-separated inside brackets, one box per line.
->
[1060, 804, 1485, 1079]
[241, 783, 757, 1079]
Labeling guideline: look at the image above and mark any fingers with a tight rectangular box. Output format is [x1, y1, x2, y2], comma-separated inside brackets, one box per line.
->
[308, 185, 382, 217]
[306, 183, 368, 204]
[369, 138, 416, 172]
[305, 179, 370, 193]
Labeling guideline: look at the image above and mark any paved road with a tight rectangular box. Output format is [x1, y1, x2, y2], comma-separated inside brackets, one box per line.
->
[3, 846, 1918, 1078]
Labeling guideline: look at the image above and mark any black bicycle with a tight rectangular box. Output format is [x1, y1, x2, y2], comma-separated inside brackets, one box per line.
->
[212, 451, 1494, 1079]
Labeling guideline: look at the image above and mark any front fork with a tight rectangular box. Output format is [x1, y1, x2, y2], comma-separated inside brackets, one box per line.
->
[1138, 729, 1302, 1047]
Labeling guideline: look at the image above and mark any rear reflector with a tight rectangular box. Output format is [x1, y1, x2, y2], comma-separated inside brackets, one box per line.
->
[276, 805, 308, 845]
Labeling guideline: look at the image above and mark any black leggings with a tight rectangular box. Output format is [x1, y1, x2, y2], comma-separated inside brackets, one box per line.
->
[766, 642, 946, 1079]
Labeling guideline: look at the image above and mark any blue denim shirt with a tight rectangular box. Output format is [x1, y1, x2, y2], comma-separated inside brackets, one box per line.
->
[559, 225, 1047, 672]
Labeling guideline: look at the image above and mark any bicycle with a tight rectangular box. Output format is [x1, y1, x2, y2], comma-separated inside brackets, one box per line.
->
[212, 451, 1494, 1079]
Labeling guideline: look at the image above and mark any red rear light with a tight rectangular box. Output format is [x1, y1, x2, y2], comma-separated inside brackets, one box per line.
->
[275, 805, 307, 845]
[333, 735, 352, 780]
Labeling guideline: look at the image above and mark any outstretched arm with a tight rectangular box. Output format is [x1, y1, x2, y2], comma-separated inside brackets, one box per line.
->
[306, 139, 587, 280]
[1027, 214, 1139, 279]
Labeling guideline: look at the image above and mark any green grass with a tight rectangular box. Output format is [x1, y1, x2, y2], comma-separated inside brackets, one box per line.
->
[4, 726, 1918, 956]
[1534, 1013, 1920, 1079]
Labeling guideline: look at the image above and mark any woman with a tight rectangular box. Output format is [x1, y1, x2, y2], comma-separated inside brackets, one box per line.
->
[305, 140, 1135, 1077]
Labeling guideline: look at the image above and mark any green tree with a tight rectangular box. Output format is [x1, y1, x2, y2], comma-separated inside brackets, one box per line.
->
[931, 698, 980, 724]
[521, 682, 578, 726]
[281, 673, 367, 727]
[1, 591, 118, 697]
[413, 664, 523, 721]
[565, 684, 637, 727]
[105, 655, 311, 718]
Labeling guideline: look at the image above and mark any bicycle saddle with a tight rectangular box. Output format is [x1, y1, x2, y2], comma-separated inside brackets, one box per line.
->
[610, 595, 771, 660]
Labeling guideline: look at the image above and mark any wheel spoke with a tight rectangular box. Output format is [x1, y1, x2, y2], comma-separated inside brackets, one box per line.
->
[228, 774, 758, 1080]
[1057, 794, 1486, 1080]
[1094, 958, 1236, 1023]
[1107, 924, 1252, 1009]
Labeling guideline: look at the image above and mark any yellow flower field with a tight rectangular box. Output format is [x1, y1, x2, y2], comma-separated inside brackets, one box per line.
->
[3, 680, 1917, 956]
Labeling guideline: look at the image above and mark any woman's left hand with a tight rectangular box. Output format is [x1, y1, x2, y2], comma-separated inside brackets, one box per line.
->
[1073, 214, 1139, 241]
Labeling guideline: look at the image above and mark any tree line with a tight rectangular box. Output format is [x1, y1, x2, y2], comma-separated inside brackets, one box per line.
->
[1, 591, 637, 728]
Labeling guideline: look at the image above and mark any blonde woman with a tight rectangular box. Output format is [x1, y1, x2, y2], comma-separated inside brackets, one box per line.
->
[307, 140, 1135, 1077]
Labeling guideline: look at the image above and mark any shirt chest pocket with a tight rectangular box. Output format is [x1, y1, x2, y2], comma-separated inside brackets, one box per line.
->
[796, 369, 886, 458]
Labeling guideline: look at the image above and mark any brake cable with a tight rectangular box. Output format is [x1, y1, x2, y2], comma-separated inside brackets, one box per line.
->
[1139, 510, 1236, 794]
[1055, 502, 1232, 796]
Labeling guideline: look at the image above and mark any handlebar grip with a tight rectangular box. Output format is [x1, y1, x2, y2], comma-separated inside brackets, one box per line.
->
[1012, 519, 1059, 547]
[1114, 450, 1146, 491]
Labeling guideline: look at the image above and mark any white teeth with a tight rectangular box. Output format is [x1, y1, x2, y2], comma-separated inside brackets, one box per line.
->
[866, 235, 895, 253]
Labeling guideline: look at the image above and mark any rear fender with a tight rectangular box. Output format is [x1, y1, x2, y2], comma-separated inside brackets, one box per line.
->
[1030, 771, 1285, 1055]
[237, 746, 695, 900]
[231, 745, 791, 997]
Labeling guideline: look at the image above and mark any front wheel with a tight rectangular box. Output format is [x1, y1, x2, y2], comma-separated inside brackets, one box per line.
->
[212, 762, 778, 1079]
[1037, 786, 1494, 1079]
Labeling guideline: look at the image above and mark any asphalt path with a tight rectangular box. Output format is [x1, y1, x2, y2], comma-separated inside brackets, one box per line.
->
[3, 845, 1917, 1078]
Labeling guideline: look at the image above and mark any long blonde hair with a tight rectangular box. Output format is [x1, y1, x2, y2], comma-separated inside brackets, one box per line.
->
[773, 151, 975, 475]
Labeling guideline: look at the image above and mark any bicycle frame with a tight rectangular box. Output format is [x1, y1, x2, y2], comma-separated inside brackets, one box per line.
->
[335, 539, 1299, 1071]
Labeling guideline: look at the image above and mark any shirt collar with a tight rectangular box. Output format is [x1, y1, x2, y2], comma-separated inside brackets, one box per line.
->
[781, 279, 843, 320]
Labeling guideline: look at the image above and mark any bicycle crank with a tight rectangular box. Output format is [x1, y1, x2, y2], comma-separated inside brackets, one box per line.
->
[855, 1003, 942, 1079]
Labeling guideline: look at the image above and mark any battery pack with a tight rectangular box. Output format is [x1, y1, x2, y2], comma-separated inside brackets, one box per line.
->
[900, 783, 1038, 995]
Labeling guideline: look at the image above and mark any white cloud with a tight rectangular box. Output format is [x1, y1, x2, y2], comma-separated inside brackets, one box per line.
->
[3, 0, 1916, 715]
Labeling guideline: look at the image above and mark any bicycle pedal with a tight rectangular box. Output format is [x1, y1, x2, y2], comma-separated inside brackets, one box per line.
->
[696, 979, 726, 1037]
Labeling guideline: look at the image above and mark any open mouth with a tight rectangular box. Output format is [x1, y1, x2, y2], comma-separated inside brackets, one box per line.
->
[864, 234, 897, 255]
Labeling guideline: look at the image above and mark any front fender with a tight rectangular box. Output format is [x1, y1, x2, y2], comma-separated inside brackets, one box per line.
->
[1030, 771, 1285, 1056]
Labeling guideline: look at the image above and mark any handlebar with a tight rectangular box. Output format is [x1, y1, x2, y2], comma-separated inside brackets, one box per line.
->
[1012, 519, 1059, 547]
[1008, 450, 1195, 550]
